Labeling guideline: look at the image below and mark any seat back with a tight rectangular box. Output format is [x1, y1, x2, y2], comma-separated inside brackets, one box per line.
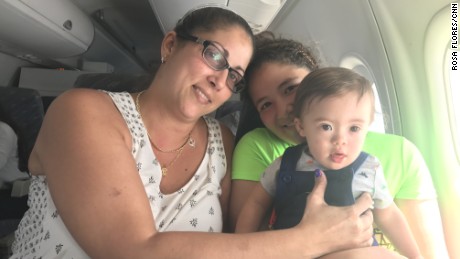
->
[234, 98, 265, 144]
[73, 73, 152, 93]
[0, 87, 44, 172]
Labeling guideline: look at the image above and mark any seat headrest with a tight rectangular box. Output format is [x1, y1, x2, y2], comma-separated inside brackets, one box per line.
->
[234, 98, 265, 144]
[73, 73, 152, 93]
[0, 87, 44, 172]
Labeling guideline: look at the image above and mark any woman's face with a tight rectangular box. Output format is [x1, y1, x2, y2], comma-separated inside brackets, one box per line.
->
[249, 62, 310, 144]
[162, 26, 253, 120]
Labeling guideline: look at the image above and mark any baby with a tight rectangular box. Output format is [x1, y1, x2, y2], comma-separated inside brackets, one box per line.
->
[236, 67, 422, 259]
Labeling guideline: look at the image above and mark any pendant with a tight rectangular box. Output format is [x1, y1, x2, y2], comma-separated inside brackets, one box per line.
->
[188, 137, 196, 148]
[161, 167, 167, 176]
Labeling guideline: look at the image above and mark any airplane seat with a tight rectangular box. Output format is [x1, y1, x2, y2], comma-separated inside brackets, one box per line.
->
[234, 97, 265, 144]
[0, 87, 44, 174]
[73, 73, 152, 93]
[214, 100, 242, 135]
[74, 73, 244, 134]
[0, 86, 44, 254]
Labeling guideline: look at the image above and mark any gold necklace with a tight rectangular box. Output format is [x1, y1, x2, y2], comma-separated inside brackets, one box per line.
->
[135, 91, 195, 153]
[135, 91, 195, 176]
[159, 146, 184, 176]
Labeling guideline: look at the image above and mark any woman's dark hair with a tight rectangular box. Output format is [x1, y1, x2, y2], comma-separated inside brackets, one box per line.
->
[293, 67, 374, 118]
[241, 31, 321, 101]
[174, 6, 254, 48]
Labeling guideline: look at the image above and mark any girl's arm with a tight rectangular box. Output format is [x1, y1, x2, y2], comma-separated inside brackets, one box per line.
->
[396, 198, 449, 259]
[373, 203, 422, 259]
[235, 183, 273, 232]
[219, 123, 235, 232]
[230, 179, 259, 229]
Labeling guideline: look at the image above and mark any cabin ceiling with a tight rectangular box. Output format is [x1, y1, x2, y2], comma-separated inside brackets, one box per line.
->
[73, 0, 288, 73]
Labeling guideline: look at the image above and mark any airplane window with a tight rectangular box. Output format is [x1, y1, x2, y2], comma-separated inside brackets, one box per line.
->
[340, 56, 386, 133]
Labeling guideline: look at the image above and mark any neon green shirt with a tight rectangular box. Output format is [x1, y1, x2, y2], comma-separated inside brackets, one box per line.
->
[232, 128, 436, 199]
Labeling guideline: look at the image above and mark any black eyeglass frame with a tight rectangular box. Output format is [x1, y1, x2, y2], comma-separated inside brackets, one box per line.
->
[176, 32, 246, 93]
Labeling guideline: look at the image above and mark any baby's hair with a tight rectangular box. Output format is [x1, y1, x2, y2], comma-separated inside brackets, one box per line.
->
[293, 67, 374, 118]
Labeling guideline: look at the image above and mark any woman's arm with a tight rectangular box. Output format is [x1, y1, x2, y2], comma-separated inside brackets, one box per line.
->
[395, 198, 449, 259]
[33, 89, 163, 257]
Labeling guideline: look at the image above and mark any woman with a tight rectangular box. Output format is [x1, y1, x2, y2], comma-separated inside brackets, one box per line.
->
[10, 7, 381, 259]
[230, 32, 448, 258]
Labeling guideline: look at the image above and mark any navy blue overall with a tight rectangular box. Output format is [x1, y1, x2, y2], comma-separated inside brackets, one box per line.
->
[270, 144, 378, 245]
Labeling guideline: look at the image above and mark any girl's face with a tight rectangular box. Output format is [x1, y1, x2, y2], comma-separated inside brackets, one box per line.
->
[294, 91, 373, 170]
[249, 62, 310, 144]
[161, 26, 253, 120]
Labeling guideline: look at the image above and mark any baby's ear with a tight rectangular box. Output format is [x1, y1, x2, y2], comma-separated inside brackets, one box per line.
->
[294, 118, 306, 137]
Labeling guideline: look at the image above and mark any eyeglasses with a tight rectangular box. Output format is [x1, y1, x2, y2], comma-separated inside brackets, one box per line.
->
[177, 33, 245, 93]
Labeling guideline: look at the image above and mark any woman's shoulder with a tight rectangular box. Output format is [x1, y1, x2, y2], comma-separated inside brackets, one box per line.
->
[43, 89, 131, 138]
[47, 89, 121, 118]
[54, 88, 113, 104]
[203, 115, 220, 128]
[204, 115, 233, 144]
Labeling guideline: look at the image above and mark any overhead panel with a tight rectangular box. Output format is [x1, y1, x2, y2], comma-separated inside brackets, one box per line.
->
[228, 0, 286, 34]
[148, 0, 286, 34]
[148, 0, 226, 34]
[0, 0, 94, 59]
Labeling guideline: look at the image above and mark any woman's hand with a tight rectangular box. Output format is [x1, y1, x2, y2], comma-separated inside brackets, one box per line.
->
[295, 170, 374, 257]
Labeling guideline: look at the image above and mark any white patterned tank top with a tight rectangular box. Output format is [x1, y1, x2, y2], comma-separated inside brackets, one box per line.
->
[10, 91, 227, 258]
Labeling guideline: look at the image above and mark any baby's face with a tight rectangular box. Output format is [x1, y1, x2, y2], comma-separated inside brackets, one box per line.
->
[294, 91, 373, 170]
